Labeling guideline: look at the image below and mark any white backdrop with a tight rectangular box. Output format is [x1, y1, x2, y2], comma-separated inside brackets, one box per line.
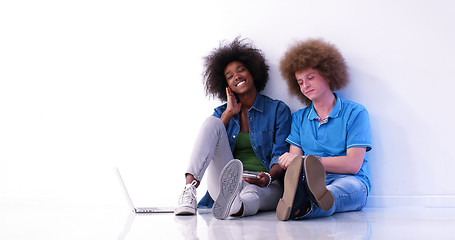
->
[1, 0, 454, 209]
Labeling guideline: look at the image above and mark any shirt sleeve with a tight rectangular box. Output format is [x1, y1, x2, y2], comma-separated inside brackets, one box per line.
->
[346, 108, 372, 151]
[269, 102, 292, 169]
[212, 104, 226, 118]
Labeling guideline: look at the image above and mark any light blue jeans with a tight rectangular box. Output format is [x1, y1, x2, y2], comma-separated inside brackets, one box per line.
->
[186, 116, 283, 216]
[296, 173, 368, 219]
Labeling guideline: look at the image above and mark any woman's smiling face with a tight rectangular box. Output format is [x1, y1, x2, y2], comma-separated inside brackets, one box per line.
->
[224, 61, 256, 95]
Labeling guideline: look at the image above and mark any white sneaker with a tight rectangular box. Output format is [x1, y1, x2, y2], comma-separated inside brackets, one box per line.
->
[212, 159, 243, 220]
[174, 180, 198, 215]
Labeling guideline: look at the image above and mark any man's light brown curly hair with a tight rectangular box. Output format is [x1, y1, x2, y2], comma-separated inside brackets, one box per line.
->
[280, 38, 349, 105]
[203, 37, 269, 102]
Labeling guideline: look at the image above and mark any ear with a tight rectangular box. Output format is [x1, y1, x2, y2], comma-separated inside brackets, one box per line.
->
[324, 77, 331, 87]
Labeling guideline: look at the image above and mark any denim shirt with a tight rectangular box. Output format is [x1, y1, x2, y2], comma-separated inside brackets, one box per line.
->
[212, 93, 291, 171]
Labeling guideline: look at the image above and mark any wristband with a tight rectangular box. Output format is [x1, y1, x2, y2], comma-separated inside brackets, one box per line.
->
[262, 172, 272, 187]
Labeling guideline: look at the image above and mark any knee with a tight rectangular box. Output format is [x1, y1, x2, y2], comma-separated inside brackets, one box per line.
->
[328, 176, 368, 199]
[240, 184, 260, 200]
[202, 116, 224, 131]
[241, 183, 257, 193]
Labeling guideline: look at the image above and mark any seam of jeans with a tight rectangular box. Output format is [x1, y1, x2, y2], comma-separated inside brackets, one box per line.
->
[333, 186, 368, 210]
[194, 156, 211, 181]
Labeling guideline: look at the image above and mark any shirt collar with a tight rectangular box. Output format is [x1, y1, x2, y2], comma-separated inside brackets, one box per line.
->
[307, 92, 342, 120]
[249, 93, 264, 113]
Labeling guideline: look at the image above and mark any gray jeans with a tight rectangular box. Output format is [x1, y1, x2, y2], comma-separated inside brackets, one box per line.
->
[186, 116, 283, 216]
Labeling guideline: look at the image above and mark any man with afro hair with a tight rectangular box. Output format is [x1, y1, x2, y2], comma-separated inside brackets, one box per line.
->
[276, 38, 372, 221]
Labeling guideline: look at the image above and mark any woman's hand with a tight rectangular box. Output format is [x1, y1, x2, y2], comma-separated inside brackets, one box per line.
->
[243, 172, 270, 187]
[279, 152, 301, 170]
[220, 87, 242, 126]
[243, 164, 284, 187]
[226, 87, 242, 115]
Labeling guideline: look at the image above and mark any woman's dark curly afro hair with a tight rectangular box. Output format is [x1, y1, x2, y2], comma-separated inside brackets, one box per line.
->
[203, 37, 269, 102]
[280, 38, 349, 106]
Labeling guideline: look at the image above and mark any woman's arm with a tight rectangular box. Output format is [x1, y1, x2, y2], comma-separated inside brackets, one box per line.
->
[244, 100, 291, 187]
[244, 163, 284, 187]
[268, 102, 292, 168]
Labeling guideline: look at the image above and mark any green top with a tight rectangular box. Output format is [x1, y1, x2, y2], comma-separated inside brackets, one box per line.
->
[233, 132, 267, 172]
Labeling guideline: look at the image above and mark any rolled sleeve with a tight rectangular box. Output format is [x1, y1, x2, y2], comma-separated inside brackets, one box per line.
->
[346, 108, 372, 151]
[269, 102, 291, 169]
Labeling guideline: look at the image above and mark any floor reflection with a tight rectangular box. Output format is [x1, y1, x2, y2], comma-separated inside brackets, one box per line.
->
[117, 212, 135, 240]
[117, 207, 370, 240]
[173, 209, 370, 240]
[276, 211, 370, 240]
[174, 214, 199, 240]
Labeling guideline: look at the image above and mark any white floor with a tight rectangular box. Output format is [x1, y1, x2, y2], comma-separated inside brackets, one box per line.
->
[2, 203, 455, 239]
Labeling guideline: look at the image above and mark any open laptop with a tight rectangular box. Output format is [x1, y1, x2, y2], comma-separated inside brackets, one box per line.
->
[116, 168, 174, 213]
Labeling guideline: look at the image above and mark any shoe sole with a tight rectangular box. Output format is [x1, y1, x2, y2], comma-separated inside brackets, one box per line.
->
[304, 155, 334, 211]
[174, 206, 196, 215]
[212, 159, 243, 220]
[276, 155, 303, 221]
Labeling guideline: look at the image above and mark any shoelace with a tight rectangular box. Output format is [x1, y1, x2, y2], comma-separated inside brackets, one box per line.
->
[179, 180, 197, 204]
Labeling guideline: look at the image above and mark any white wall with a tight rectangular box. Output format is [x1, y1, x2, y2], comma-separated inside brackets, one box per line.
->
[1, 0, 454, 208]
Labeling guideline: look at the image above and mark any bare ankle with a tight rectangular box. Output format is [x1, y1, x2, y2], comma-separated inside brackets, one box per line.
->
[231, 204, 244, 217]
[185, 174, 200, 187]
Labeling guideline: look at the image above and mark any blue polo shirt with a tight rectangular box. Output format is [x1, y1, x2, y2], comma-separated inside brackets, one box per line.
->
[286, 93, 372, 192]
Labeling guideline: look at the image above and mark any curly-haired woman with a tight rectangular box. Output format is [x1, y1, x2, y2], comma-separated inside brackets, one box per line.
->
[174, 37, 291, 220]
[276, 39, 372, 221]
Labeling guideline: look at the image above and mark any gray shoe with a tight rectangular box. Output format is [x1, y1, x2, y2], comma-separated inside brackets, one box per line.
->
[212, 159, 243, 220]
[174, 180, 198, 215]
